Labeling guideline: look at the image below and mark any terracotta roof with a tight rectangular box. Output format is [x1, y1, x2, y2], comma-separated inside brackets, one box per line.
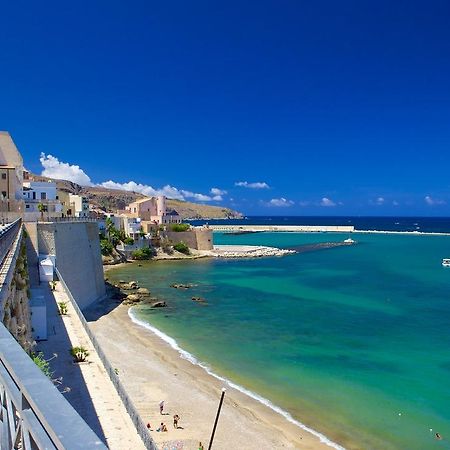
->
[129, 197, 155, 204]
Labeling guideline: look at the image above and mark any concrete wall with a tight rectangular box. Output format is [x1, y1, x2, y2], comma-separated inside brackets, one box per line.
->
[166, 228, 213, 250]
[34, 222, 105, 309]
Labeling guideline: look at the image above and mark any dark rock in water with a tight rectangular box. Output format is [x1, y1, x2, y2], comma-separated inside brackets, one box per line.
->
[129, 281, 139, 289]
[192, 296, 207, 303]
[137, 287, 150, 296]
[288, 241, 357, 253]
[126, 294, 141, 303]
[151, 301, 167, 308]
[171, 283, 198, 289]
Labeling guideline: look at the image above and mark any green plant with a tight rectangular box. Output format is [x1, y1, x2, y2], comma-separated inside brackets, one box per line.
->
[131, 247, 156, 260]
[58, 301, 68, 315]
[30, 352, 52, 378]
[173, 241, 190, 255]
[70, 346, 89, 363]
[123, 237, 135, 245]
[37, 202, 46, 220]
[100, 239, 114, 256]
[170, 223, 190, 232]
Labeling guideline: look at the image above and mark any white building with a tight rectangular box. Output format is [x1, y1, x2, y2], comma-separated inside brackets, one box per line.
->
[69, 194, 89, 217]
[122, 216, 142, 240]
[23, 181, 62, 217]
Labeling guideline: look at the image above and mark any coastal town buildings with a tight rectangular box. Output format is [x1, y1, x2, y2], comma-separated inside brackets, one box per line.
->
[124, 196, 181, 225]
[58, 191, 90, 217]
[23, 181, 63, 220]
[0, 132, 25, 220]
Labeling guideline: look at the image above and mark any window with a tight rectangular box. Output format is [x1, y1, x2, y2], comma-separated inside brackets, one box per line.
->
[26, 204, 30, 209]
[1, 173, 6, 180]
[1, 191, 6, 198]
[41, 192, 47, 200]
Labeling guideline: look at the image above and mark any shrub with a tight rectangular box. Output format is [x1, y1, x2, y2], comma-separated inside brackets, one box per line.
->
[173, 241, 190, 255]
[58, 301, 68, 315]
[131, 247, 156, 260]
[122, 237, 135, 245]
[70, 346, 89, 363]
[170, 223, 190, 232]
[100, 239, 114, 256]
[30, 352, 52, 378]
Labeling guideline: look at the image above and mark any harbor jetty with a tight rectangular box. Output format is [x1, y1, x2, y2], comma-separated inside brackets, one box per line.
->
[210, 225, 355, 233]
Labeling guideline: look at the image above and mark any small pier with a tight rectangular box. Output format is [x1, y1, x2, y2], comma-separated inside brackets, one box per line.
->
[210, 225, 355, 233]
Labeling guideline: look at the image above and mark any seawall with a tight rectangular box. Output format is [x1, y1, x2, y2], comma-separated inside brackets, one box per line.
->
[210, 225, 355, 233]
[25, 221, 106, 310]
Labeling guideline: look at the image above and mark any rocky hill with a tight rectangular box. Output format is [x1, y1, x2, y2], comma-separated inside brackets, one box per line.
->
[31, 174, 242, 219]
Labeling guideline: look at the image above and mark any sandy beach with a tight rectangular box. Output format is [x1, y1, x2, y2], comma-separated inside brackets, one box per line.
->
[86, 300, 341, 450]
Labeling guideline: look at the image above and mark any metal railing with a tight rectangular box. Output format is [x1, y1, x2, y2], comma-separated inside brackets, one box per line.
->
[0, 323, 108, 450]
[55, 268, 158, 450]
[0, 220, 107, 450]
[42, 217, 98, 223]
[0, 219, 22, 269]
[0, 220, 23, 317]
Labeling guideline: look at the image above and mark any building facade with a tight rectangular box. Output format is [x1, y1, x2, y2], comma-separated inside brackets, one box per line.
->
[58, 191, 90, 217]
[124, 195, 181, 224]
[23, 181, 62, 219]
[0, 132, 25, 220]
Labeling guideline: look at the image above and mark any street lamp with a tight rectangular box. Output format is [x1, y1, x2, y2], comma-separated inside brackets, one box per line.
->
[208, 388, 226, 450]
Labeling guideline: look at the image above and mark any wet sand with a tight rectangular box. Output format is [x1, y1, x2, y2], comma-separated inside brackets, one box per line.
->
[86, 300, 342, 450]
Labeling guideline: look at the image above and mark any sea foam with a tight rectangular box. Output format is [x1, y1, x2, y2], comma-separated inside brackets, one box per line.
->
[128, 307, 345, 450]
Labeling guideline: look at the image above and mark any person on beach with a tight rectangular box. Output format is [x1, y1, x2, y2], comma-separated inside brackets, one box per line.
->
[198, 442, 204, 450]
[146, 422, 152, 431]
[436, 432, 442, 440]
[159, 400, 165, 414]
[157, 422, 168, 432]
[173, 414, 180, 428]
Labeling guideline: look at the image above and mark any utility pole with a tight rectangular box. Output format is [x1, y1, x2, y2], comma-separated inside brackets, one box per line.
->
[208, 388, 226, 450]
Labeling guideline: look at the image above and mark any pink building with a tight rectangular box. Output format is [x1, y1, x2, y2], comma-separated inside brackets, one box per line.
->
[124, 196, 181, 224]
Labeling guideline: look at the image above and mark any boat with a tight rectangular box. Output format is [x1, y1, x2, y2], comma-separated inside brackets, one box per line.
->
[442, 259, 450, 267]
[344, 238, 355, 244]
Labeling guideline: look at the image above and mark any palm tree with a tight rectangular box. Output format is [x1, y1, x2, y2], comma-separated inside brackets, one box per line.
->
[37, 203, 46, 221]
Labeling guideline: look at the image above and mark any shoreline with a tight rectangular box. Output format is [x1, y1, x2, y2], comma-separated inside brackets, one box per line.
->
[87, 298, 347, 450]
[127, 307, 345, 450]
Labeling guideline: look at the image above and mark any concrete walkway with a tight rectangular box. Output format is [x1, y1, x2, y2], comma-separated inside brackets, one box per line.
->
[36, 282, 145, 450]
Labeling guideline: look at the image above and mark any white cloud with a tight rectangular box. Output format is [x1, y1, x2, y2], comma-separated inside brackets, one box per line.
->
[375, 197, 385, 205]
[40, 154, 222, 202]
[210, 187, 227, 196]
[267, 197, 294, 207]
[425, 195, 446, 206]
[392, 200, 399, 206]
[100, 180, 186, 200]
[320, 197, 336, 207]
[40, 153, 93, 186]
[235, 181, 270, 189]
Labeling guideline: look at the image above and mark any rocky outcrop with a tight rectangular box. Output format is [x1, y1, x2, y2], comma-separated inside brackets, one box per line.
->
[171, 283, 196, 289]
[211, 246, 296, 259]
[150, 301, 167, 308]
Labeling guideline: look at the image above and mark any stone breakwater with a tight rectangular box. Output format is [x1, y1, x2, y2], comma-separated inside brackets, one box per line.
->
[210, 245, 296, 258]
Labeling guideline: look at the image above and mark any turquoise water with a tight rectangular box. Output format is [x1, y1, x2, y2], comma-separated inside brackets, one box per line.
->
[109, 232, 450, 449]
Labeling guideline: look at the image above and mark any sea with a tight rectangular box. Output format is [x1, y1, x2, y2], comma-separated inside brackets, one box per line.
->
[108, 217, 450, 449]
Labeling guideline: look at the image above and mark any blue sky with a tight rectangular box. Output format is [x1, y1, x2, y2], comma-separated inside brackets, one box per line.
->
[1, 1, 450, 215]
